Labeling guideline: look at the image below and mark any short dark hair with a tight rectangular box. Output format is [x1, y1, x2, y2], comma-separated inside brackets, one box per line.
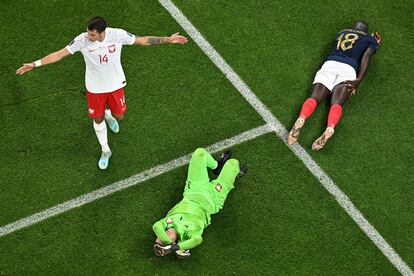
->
[354, 21, 369, 33]
[88, 16, 107, 33]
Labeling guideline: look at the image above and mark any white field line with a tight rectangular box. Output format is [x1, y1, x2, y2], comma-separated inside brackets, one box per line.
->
[0, 124, 272, 238]
[158, 1, 414, 275]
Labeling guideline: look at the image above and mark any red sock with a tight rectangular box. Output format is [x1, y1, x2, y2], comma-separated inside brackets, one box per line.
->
[299, 98, 317, 120]
[327, 104, 343, 128]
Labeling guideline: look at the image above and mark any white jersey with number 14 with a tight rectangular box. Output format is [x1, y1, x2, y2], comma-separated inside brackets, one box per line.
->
[66, 27, 135, 93]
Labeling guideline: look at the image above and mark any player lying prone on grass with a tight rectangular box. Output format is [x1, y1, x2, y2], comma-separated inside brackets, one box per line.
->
[288, 21, 381, 150]
[152, 148, 246, 259]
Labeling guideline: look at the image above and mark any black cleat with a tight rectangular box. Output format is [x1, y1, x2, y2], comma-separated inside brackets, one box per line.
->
[237, 164, 247, 178]
[213, 150, 232, 175]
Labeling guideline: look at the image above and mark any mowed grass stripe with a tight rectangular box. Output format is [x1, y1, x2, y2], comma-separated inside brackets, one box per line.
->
[158, 1, 413, 275]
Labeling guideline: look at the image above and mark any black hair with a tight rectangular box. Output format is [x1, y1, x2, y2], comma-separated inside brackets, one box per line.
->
[88, 16, 107, 33]
[354, 21, 369, 33]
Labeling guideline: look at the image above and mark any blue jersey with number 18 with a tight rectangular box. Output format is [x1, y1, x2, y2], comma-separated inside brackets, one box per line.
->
[326, 29, 379, 72]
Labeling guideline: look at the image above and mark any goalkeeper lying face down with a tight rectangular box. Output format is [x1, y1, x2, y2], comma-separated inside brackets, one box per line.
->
[152, 148, 247, 259]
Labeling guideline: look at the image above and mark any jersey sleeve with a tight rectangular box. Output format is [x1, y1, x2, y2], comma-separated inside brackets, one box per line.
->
[113, 28, 136, 45]
[367, 35, 379, 53]
[152, 219, 173, 245]
[65, 33, 84, 55]
[177, 234, 203, 250]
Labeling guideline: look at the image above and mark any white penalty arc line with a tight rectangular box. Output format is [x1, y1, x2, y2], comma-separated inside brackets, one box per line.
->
[0, 124, 272, 238]
[158, 0, 414, 275]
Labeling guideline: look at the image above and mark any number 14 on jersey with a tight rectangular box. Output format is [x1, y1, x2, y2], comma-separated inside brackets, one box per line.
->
[99, 55, 109, 64]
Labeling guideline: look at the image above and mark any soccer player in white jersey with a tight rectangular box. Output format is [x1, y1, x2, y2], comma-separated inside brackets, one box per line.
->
[16, 16, 188, 169]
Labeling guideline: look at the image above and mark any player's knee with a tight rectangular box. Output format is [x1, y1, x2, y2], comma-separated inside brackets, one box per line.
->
[331, 101, 344, 107]
[113, 113, 124, 121]
[226, 159, 239, 169]
[331, 85, 350, 106]
[310, 84, 329, 104]
[309, 96, 320, 104]
[93, 117, 104, 124]
[193, 148, 207, 159]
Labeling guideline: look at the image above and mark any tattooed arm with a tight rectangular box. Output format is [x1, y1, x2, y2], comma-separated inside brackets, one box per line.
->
[135, 36, 170, 45]
[134, 32, 188, 46]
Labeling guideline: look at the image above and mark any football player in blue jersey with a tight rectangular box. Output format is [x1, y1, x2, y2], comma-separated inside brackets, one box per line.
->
[287, 21, 381, 150]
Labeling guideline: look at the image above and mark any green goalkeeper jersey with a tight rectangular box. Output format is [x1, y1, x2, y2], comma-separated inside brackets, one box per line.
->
[152, 148, 240, 251]
[153, 198, 206, 250]
[152, 178, 236, 250]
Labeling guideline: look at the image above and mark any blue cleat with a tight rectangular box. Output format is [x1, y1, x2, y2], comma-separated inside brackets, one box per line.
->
[98, 151, 112, 170]
[107, 118, 119, 133]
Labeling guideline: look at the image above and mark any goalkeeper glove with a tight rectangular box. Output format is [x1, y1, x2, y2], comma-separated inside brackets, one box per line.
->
[372, 32, 381, 44]
[175, 249, 191, 259]
[153, 243, 179, 256]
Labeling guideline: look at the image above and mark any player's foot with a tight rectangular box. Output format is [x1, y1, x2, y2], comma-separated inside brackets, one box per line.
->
[98, 150, 112, 170]
[213, 150, 232, 175]
[237, 164, 247, 178]
[175, 249, 191, 259]
[312, 127, 335, 151]
[106, 118, 119, 133]
[287, 117, 305, 145]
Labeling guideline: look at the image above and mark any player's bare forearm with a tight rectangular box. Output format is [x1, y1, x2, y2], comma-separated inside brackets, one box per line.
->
[135, 36, 170, 46]
[134, 32, 188, 46]
[16, 48, 70, 75]
[345, 48, 374, 92]
[40, 48, 70, 65]
[357, 48, 374, 81]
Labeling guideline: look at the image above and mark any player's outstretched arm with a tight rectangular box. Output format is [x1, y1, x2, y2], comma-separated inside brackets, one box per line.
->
[134, 32, 188, 46]
[345, 47, 375, 92]
[16, 48, 71, 75]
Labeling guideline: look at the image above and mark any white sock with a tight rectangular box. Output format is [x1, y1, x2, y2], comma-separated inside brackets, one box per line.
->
[93, 120, 110, 153]
[104, 109, 115, 121]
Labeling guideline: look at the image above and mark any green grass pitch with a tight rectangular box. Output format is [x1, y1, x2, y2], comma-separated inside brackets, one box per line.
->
[0, 0, 413, 275]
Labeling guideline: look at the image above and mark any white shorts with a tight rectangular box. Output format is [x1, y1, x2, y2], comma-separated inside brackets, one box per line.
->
[313, 60, 356, 92]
